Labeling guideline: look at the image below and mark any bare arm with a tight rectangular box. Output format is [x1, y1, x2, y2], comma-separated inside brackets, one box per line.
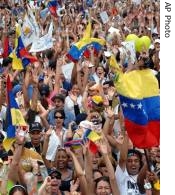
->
[83, 143, 95, 195]
[98, 139, 120, 195]
[118, 130, 129, 171]
[8, 134, 25, 183]
[42, 128, 52, 168]
[66, 148, 89, 195]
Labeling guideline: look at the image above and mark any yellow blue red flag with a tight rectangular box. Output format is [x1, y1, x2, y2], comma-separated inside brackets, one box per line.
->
[9, 24, 38, 70]
[115, 69, 160, 148]
[6, 75, 26, 138]
[67, 21, 105, 62]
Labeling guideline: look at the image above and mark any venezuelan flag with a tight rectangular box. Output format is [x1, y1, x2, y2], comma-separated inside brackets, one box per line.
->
[48, 0, 59, 17]
[67, 22, 105, 63]
[6, 76, 26, 138]
[10, 24, 38, 70]
[64, 139, 83, 148]
[115, 69, 160, 148]
[83, 129, 101, 153]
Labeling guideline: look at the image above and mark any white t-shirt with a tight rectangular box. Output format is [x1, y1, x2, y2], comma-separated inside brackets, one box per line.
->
[64, 95, 83, 117]
[115, 165, 143, 195]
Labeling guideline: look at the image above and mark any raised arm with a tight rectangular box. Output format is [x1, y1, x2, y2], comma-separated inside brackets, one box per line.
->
[118, 129, 129, 171]
[66, 147, 89, 195]
[98, 138, 120, 195]
[8, 132, 25, 184]
[82, 142, 95, 195]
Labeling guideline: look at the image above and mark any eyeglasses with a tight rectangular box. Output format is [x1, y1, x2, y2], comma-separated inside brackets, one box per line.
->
[54, 115, 64, 119]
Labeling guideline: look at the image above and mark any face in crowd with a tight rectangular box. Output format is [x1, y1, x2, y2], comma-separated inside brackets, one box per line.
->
[54, 110, 65, 128]
[95, 177, 112, 195]
[56, 149, 68, 170]
[126, 153, 141, 176]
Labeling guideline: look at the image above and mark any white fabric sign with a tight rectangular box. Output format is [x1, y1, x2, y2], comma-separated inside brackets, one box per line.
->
[29, 22, 53, 52]
[121, 41, 136, 64]
[100, 11, 109, 24]
[46, 130, 61, 161]
[61, 62, 74, 81]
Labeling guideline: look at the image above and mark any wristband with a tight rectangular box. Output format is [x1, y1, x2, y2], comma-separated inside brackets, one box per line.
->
[144, 182, 152, 190]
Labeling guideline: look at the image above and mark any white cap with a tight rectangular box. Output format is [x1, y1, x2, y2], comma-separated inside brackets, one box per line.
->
[104, 51, 112, 57]
[88, 62, 95, 68]
[154, 39, 160, 44]
[79, 120, 93, 129]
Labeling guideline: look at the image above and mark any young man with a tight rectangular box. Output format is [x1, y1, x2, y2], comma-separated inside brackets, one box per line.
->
[115, 133, 144, 195]
[24, 122, 43, 154]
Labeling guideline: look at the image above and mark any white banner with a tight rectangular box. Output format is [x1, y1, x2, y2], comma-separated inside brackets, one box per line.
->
[121, 41, 136, 64]
[61, 62, 74, 81]
[29, 22, 54, 53]
[21, 14, 39, 47]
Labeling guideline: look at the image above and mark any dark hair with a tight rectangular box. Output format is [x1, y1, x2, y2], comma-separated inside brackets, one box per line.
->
[9, 185, 28, 195]
[45, 49, 54, 60]
[54, 109, 65, 120]
[103, 80, 114, 87]
[2, 57, 12, 67]
[128, 149, 143, 170]
[95, 176, 110, 189]
[93, 169, 103, 179]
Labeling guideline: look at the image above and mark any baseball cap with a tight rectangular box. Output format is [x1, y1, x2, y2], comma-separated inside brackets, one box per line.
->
[88, 62, 95, 68]
[29, 122, 42, 133]
[154, 39, 160, 44]
[48, 168, 62, 179]
[51, 94, 65, 103]
[79, 120, 93, 129]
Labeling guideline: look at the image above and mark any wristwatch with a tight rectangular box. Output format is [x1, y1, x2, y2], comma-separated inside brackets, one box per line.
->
[144, 182, 152, 190]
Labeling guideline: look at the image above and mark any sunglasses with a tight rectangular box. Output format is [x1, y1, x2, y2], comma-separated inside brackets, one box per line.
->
[50, 175, 61, 180]
[54, 115, 64, 119]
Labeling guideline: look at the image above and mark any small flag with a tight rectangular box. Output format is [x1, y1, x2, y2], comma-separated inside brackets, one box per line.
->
[6, 75, 26, 138]
[10, 24, 38, 70]
[48, 0, 59, 17]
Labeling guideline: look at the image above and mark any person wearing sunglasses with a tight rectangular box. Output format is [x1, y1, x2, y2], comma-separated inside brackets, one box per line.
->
[38, 168, 69, 195]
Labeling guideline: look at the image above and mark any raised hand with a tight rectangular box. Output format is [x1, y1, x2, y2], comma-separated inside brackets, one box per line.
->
[69, 91, 78, 104]
[70, 178, 80, 194]
[114, 132, 124, 145]
[105, 106, 115, 119]
[97, 138, 108, 155]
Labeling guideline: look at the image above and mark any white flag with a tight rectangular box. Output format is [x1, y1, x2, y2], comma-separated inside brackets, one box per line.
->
[21, 14, 39, 47]
[29, 22, 54, 53]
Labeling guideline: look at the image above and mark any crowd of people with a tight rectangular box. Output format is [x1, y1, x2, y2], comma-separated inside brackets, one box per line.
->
[0, 0, 160, 195]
